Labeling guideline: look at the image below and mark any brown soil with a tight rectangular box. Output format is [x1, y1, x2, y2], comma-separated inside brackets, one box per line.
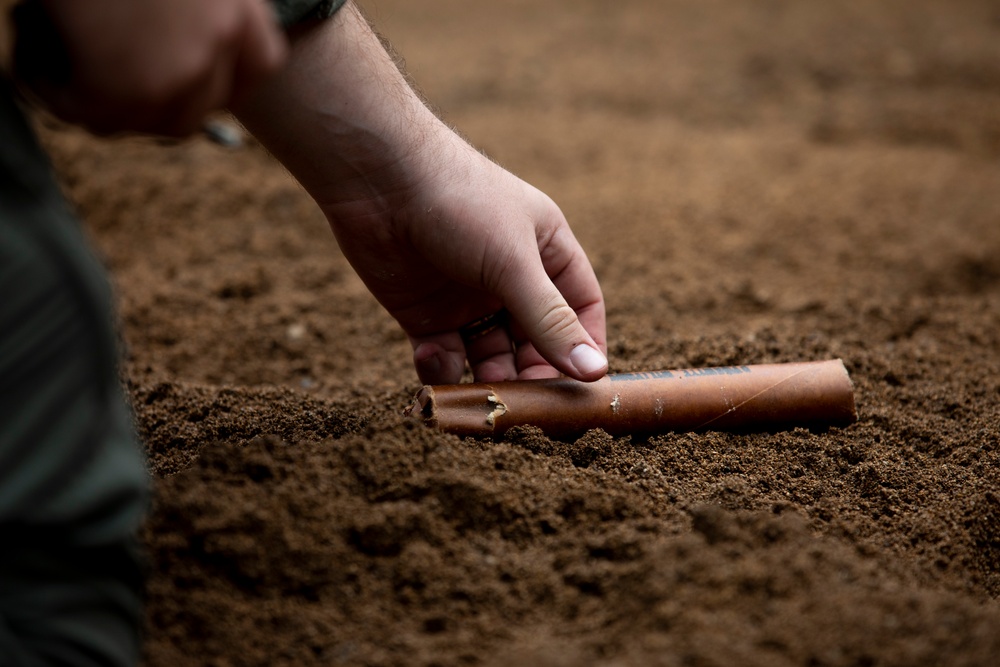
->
[38, 0, 1000, 665]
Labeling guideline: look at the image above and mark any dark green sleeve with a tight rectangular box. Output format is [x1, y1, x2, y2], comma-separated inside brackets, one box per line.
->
[270, 0, 349, 29]
[0, 79, 148, 667]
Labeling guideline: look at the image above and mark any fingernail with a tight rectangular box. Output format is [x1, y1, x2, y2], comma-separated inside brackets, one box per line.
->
[570, 344, 607, 377]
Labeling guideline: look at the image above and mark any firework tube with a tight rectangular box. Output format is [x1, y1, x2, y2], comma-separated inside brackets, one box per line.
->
[405, 359, 856, 438]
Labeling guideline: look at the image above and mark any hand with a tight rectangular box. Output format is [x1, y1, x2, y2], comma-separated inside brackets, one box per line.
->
[13, 0, 287, 136]
[325, 125, 608, 385]
[235, 3, 607, 385]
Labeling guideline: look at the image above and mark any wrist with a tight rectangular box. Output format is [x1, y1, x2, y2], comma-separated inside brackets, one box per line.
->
[236, 2, 467, 223]
[317, 111, 472, 227]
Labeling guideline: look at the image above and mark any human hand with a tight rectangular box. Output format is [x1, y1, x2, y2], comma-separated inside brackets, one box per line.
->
[324, 126, 608, 385]
[234, 4, 607, 385]
[12, 0, 287, 136]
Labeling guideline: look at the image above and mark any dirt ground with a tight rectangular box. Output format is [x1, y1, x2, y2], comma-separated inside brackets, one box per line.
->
[37, 0, 1000, 664]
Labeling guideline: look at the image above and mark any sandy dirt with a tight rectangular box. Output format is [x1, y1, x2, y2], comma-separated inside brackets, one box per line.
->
[36, 0, 1000, 664]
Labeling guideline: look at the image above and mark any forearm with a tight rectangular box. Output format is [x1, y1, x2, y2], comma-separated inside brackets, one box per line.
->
[234, 2, 450, 219]
[234, 1, 608, 383]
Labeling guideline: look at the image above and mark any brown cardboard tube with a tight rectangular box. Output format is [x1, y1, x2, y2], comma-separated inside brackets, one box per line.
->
[405, 359, 857, 439]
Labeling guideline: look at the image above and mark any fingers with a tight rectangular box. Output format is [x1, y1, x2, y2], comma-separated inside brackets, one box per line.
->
[497, 226, 608, 382]
[512, 295, 607, 381]
[411, 321, 518, 385]
[412, 337, 466, 385]
[409, 196, 607, 385]
[154, 43, 239, 137]
[500, 273, 607, 381]
[163, 0, 287, 136]
[461, 318, 517, 382]
[542, 228, 608, 355]
[21, 0, 287, 137]
[229, 0, 288, 108]
[165, 0, 289, 136]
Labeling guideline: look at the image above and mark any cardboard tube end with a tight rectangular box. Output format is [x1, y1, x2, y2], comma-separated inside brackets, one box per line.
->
[404, 385, 437, 427]
[833, 358, 859, 424]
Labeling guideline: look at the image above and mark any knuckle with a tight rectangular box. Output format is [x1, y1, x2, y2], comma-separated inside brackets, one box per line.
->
[535, 301, 578, 343]
[215, 8, 246, 45]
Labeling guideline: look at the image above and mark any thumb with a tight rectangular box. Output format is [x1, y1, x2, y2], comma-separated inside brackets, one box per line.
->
[503, 258, 608, 382]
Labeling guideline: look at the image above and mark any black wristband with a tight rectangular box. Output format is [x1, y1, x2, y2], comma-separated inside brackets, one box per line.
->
[272, 0, 349, 29]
